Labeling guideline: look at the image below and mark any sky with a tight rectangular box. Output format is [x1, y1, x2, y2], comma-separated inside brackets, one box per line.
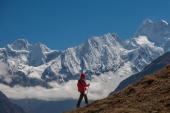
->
[0, 0, 170, 50]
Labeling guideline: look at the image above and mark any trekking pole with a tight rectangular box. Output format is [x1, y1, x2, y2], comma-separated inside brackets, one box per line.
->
[86, 74, 91, 94]
[86, 85, 90, 94]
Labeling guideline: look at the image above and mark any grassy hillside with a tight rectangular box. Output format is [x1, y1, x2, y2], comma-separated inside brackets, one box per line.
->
[66, 65, 170, 113]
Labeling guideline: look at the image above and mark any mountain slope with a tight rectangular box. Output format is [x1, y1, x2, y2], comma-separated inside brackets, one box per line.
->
[67, 65, 170, 113]
[0, 91, 25, 113]
[114, 52, 170, 93]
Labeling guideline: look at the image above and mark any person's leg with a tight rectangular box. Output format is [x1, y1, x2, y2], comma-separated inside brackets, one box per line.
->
[84, 93, 88, 105]
[76, 92, 84, 108]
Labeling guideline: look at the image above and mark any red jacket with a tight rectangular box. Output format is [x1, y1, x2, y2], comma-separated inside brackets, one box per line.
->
[77, 79, 88, 92]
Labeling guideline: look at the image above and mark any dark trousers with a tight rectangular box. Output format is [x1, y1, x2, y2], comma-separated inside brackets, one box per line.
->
[76, 92, 88, 108]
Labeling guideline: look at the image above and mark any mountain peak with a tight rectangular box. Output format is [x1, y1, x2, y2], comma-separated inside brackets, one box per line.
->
[160, 19, 169, 26]
[135, 19, 170, 46]
[87, 33, 122, 48]
[89, 33, 118, 40]
[141, 19, 169, 26]
[142, 19, 154, 25]
[10, 38, 31, 50]
[12, 39, 30, 45]
[34, 42, 51, 53]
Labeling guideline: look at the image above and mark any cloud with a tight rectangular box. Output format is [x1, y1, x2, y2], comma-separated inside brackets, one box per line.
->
[0, 62, 12, 83]
[0, 62, 8, 75]
[0, 62, 133, 101]
[0, 72, 124, 101]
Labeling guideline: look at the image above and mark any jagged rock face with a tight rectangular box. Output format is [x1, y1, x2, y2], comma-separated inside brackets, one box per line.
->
[67, 65, 170, 113]
[61, 33, 126, 76]
[135, 19, 170, 51]
[0, 91, 25, 113]
[0, 20, 169, 88]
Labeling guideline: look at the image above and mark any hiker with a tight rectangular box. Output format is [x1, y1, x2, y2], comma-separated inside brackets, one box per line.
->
[76, 72, 90, 108]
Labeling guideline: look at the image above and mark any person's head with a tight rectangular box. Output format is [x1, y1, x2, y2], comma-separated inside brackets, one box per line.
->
[80, 73, 85, 80]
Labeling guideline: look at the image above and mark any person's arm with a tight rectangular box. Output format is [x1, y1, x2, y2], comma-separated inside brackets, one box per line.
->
[84, 81, 90, 87]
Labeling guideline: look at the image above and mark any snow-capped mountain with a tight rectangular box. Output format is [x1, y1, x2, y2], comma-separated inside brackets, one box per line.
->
[0, 19, 169, 100]
[0, 33, 163, 88]
[0, 20, 169, 88]
[135, 19, 170, 51]
[0, 19, 170, 113]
